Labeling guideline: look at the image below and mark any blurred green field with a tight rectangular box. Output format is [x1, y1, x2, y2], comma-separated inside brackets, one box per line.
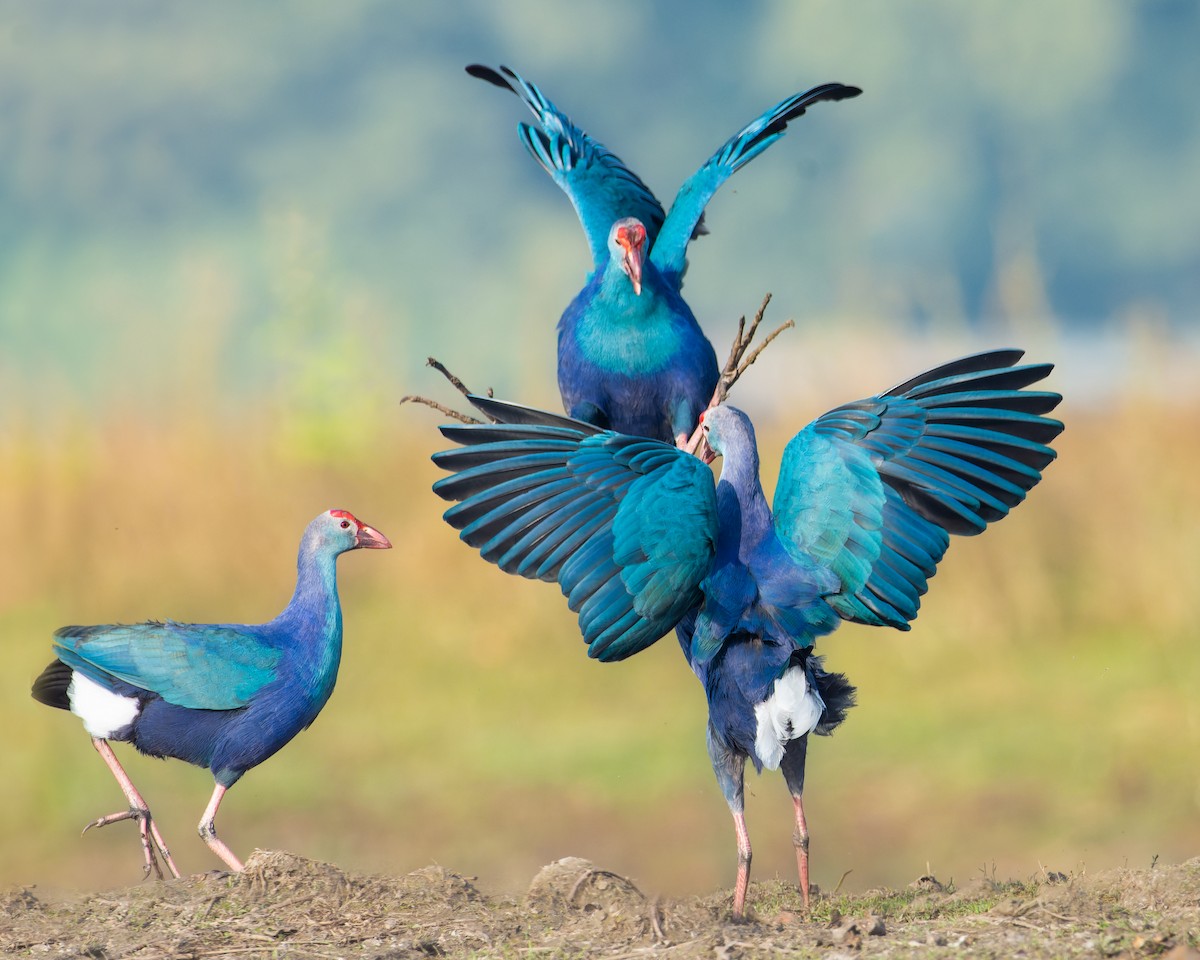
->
[3, 324, 1197, 900]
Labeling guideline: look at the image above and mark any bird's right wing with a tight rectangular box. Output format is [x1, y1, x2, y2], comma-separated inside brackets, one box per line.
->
[433, 397, 718, 661]
[468, 64, 666, 269]
[772, 350, 1063, 630]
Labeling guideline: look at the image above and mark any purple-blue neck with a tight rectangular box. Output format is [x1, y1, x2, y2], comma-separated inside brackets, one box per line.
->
[272, 535, 345, 715]
[714, 426, 773, 562]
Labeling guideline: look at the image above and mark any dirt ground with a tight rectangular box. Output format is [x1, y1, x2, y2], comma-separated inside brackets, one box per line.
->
[2, 851, 1198, 959]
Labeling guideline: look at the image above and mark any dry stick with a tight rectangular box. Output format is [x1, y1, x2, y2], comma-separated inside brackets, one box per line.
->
[831, 868, 854, 896]
[649, 894, 666, 942]
[568, 868, 647, 904]
[397, 357, 497, 424]
[682, 293, 795, 456]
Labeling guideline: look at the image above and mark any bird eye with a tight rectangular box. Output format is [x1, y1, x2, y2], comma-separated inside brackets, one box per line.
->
[339, 520, 351, 530]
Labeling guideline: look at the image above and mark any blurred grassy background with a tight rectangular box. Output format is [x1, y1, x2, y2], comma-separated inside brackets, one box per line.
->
[3, 1, 1199, 899]
[5, 327, 1199, 898]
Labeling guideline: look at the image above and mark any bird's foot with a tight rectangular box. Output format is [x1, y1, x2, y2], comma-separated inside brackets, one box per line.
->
[82, 806, 181, 881]
[197, 784, 245, 873]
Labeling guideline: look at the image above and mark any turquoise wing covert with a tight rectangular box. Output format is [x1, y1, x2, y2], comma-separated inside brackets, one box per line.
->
[52, 621, 283, 710]
[433, 397, 718, 661]
[772, 350, 1063, 630]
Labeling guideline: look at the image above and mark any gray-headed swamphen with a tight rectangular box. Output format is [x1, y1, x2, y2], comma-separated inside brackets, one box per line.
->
[468, 64, 861, 445]
[432, 350, 1063, 916]
[31, 509, 391, 878]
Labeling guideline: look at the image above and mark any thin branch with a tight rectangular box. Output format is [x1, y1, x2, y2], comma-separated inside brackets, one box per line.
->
[397, 395, 482, 423]
[649, 894, 666, 942]
[568, 868, 647, 905]
[682, 293, 794, 456]
[733, 318, 795, 382]
[397, 356, 497, 423]
[426, 357, 489, 400]
[832, 869, 854, 896]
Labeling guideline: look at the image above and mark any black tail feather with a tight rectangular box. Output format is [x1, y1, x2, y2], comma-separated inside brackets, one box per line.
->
[809, 655, 856, 735]
[31, 660, 72, 710]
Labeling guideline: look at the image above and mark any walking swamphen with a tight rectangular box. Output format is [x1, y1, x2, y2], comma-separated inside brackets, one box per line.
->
[31, 509, 391, 878]
[431, 350, 1063, 916]
[468, 64, 861, 445]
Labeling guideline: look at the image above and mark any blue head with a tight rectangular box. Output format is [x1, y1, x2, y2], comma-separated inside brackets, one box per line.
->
[698, 405, 760, 470]
[299, 509, 392, 560]
[286, 509, 391, 619]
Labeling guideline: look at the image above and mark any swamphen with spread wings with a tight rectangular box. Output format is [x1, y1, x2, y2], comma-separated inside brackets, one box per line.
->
[432, 350, 1063, 916]
[468, 64, 861, 445]
[31, 509, 391, 878]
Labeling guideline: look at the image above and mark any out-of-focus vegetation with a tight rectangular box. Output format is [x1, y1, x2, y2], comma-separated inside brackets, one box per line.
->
[3, 319, 1199, 897]
[2, 1, 1198, 416]
[2, 0, 1198, 899]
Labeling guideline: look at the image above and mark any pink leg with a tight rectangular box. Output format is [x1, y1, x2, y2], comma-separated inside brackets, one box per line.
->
[197, 783, 244, 872]
[731, 809, 752, 918]
[85, 738, 180, 880]
[793, 794, 811, 910]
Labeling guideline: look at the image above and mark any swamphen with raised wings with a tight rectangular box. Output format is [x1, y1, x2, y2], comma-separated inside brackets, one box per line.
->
[468, 64, 860, 445]
[432, 350, 1062, 916]
[31, 509, 391, 878]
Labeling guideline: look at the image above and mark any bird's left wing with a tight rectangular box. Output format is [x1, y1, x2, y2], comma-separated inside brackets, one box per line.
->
[468, 64, 666, 269]
[772, 350, 1063, 630]
[650, 83, 861, 287]
[433, 397, 718, 661]
[52, 621, 283, 710]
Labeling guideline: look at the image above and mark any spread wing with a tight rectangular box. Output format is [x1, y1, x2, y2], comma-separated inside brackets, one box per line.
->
[433, 397, 718, 661]
[468, 64, 666, 269]
[650, 82, 861, 287]
[772, 350, 1063, 629]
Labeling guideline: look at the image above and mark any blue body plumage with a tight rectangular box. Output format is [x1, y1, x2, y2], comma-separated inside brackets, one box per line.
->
[469, 64, 860, 444]
[31, 509, 391, 878]
[432, 350, 1063, 915]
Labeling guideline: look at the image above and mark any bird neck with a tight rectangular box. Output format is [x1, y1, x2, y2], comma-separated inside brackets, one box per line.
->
[271, 542, 345, 716]
[278, 543, 343, 650]
[597, 257, 655, 302]
[715, 445, 773, 556]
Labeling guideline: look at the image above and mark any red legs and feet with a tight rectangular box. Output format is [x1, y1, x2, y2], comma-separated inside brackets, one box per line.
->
[198, 783, 244, 872]
[708, 726, 753, 918]
[731, 809, 753, 918]
[781, 735, 812, 910]
[792, 793, 811, 910]
[84, 738, 181, 880]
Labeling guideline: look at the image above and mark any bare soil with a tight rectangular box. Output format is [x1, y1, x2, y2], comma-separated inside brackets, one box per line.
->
[3, 851, 1198, 959]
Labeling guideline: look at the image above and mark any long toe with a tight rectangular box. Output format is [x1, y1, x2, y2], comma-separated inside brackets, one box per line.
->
[148, 818, 181, 879]
[81, 808, 139, 835]
[82, 806, 174, 881]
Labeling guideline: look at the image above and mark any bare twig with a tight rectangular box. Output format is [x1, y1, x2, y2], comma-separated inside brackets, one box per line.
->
[568, 868, 647, 905]
[734, 316, 795, 381]
[683, 293, 795, 456]
[832, 868, 854, 896]
[427, 357, 488, 400]
[649, 894, 666, 942]
[397, 356, 497, 424]
[397, 395, 482, 423]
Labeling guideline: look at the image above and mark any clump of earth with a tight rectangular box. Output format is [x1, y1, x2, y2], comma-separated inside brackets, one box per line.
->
[3, 850, 1198, 958]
